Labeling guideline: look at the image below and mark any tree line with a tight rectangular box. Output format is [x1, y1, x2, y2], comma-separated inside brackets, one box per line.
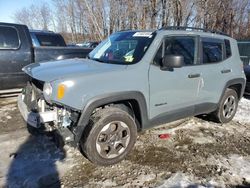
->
[14, 0, 250, 43]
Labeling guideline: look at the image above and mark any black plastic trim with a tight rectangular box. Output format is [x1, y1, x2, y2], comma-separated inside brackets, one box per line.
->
[146, 106, 194, 129]
[220, 78, 246, 101]
[194, 103, 217, 115]
[74, 91, 148, 143]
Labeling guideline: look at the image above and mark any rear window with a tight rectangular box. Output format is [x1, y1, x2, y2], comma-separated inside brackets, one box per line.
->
[202, 39, 223, 64]
[0, 26, 20, 49]
[35, 33, 66, 47]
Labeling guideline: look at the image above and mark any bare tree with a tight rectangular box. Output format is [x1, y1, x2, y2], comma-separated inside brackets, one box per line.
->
[14, 0, 250, 42]
[14, 3, 52, 30]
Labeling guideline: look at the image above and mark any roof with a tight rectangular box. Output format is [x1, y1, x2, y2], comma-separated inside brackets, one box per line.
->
[117, 26, 232, 40]
[29, 29, 55, 34]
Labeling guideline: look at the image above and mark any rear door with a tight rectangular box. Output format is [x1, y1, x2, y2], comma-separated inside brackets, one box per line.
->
[0, 24, 32, 90]
[194, 37, 228, 112]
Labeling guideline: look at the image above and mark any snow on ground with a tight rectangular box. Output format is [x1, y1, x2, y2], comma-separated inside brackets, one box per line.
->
[0, 103, 16, 123]
[0, 129, 76, 187]
[234, 97, 250, 124]
[0, 97, 250, 187]
[154, 97, 250, 188]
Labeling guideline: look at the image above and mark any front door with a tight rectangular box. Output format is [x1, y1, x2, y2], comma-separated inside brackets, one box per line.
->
[0, 25, 31, 90]
[149, 35, 202, 121]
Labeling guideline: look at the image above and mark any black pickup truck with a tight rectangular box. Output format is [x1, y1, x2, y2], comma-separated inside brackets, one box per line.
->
[0, 22, 92, 92]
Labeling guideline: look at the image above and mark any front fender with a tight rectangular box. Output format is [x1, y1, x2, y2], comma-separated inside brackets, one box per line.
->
[73, 91, 148, 143]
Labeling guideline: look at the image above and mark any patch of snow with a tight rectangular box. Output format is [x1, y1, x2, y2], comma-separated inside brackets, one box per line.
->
[0, 104, 16, 123]
[206, 154, 250, 186]
[192, 136, 215, 144]
[157, 173, 205, 188]
[0, 131, 77, 187]
[132, 173, 156, 186]
[234, 98, 250, 124]
[88, 179, 117, 187]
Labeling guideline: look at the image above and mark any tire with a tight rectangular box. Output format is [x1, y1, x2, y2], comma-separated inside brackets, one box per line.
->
[213, 88, 238, 123]
[80, 105, 137, 166]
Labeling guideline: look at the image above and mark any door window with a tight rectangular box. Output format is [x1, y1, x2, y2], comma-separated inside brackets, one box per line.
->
[0, 26, 20, 49]
[202, 39, 223, 64]
[153, 36, 196, 66]
[164, 36, 195, 65]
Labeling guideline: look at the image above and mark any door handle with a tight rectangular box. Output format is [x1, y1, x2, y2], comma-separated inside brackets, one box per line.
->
[221, 69, 231, 74]
[188, 73, 201, 78]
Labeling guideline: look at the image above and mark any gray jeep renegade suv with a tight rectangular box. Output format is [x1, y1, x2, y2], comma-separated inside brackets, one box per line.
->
[18, 27, 246, 165]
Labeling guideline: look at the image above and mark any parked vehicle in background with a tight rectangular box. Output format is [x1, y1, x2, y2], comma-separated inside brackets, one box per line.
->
[238, 40, 250, 66]
[76, 41, 99, 48]
[67, 43, 77, 47]
[30, 30, 66, 47]
[243, 66, 250, 95]
[0, 22, 92, 93]
[238, 40, 250, 95]
[18, 27, 245, 166]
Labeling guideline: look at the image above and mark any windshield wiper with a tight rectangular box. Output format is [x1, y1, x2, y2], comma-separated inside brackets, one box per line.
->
[92, 58, 106, 63]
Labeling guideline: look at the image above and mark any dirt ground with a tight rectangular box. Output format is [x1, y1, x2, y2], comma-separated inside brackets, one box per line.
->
[0, 96, 250, 188]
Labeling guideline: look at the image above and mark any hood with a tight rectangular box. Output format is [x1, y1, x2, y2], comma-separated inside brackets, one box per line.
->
[23, 58, 127, 82]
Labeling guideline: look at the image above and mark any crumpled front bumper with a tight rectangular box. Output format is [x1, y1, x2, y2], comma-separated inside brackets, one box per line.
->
[17, 94, 57, 128]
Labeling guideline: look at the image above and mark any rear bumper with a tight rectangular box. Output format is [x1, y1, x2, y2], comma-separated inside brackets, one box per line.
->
[17, 94, 57, 128]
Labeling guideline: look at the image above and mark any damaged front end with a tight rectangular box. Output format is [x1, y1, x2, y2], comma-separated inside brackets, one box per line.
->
[18, 79, 80, 146]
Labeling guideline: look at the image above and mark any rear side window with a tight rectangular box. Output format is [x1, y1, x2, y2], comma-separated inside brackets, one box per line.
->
[35, 34, 66, 47]
[0, 26, 20, 49]
[225, 39, 232, 58]
[202, 39, 223, 64]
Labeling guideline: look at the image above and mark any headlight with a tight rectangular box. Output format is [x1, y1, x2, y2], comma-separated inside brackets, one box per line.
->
[43, 82, 52, 99]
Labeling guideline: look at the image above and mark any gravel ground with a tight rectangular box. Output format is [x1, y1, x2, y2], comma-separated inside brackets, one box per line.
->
[0, 96, 250, 187]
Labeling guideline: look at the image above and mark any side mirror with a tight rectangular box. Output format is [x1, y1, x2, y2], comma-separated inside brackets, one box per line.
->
[161, 55, 184, 70]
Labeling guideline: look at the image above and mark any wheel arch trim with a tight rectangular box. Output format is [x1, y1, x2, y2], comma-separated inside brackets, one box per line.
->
[74, 91, 148, 143]
[219, 78, 246, 104]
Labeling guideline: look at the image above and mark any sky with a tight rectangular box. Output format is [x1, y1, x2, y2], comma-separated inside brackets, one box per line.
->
[0, 0, 53, 23]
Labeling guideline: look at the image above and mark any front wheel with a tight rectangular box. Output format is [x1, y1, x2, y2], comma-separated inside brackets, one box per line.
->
[81, 106, 137, 166]
[213, 89, 238, 123]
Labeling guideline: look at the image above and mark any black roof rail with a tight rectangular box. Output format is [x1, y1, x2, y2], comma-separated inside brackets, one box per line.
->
[159, 26, 229, 37]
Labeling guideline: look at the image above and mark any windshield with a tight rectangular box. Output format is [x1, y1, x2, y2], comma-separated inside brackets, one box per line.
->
[89, 31, 155, 64]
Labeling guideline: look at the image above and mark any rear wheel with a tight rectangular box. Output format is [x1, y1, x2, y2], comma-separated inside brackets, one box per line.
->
[81, 105, 137, 166]
[213, 89, 238, 123]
